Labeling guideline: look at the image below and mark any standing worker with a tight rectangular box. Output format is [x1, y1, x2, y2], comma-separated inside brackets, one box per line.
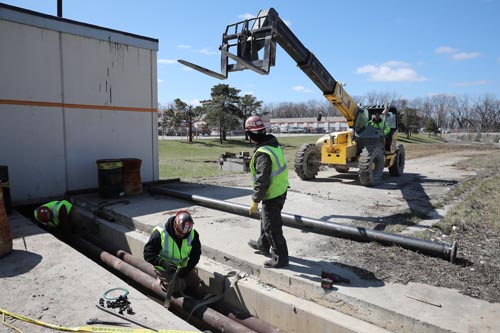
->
[143, 210, 202, 296]
[245, 115, 290, 268]
[33, 199, 72, 231]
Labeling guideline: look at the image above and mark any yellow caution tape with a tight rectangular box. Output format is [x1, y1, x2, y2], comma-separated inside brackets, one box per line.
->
[0, 307, 198, 333]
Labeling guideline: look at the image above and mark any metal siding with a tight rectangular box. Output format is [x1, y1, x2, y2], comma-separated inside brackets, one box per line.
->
[0, 7, 159, 204]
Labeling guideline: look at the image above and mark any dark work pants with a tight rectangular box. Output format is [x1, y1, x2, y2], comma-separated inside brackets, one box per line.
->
[257, 192, 289, 266]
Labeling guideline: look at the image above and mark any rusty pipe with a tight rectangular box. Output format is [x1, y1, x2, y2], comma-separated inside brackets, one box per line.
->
[116, 250, 286, 333]
[150, 186, 458, 262]
[71, 237, 258, 333]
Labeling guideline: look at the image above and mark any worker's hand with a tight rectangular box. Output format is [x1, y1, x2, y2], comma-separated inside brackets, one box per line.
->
[249, 201, 259, 216]
[160, 260, 177, 273]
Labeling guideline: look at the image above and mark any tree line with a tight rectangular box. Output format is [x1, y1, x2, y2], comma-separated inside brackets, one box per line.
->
[159, 84, 500, 143]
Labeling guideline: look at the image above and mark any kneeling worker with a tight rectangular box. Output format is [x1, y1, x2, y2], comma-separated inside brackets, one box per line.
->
[34, 199, 73, 231]
[143, 210, 202, 296]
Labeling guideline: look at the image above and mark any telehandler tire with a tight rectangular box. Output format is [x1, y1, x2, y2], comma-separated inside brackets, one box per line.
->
[295, 143, 321, 180]
[389, 144, 405, 176]
[334, 166, 350, 173]
[358, 147, 384, 186]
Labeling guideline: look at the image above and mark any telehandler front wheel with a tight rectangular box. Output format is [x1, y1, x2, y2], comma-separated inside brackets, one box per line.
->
[389, 144, 405, 176]
[294, 143, 321, 180]
[358, 147, 384, 186]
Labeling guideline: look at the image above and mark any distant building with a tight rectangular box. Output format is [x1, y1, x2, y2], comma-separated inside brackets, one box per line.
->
[270, 117, 348, 134]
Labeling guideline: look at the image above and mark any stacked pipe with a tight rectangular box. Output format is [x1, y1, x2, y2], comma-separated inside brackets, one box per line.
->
[116, 250, 285, 333]
[71, 237, 259, 333]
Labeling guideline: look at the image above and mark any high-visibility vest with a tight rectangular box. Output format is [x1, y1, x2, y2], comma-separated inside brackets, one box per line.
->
[34, 200, 72, 228]
[153, 226, 194, 270]
[250, 145, 289, 200]
[369, 120, 390, 135]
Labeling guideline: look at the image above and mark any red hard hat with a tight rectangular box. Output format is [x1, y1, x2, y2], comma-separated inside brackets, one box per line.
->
[174, 211, 194, 235]
[245, 115, 266, 132]
[36, 206, 52, 224]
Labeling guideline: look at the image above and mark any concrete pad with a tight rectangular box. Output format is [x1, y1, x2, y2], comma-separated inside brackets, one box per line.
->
[0, 211, 200, 333]
[67, 178, 500, 333]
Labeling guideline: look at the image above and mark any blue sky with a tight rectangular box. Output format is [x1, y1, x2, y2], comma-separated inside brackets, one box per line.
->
[4, 0, 500, 106]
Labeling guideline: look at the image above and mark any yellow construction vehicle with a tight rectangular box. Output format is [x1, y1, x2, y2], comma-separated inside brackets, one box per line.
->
[179, 8, 405, 186]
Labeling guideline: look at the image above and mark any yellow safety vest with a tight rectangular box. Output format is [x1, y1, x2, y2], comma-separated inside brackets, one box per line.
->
[153, 226, 194, 270]
[34, 200, 72, 228]
[250, 145, 289, 200]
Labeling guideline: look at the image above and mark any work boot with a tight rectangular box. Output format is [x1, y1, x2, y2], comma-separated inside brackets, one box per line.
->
[263, 259, 289, 268]
[247, 240, 269, 256]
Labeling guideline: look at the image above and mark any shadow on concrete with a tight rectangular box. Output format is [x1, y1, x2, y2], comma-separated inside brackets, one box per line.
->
[308, 171, 459, 230]
[289, 256, 385, 290]
[0, 249, 42, 278]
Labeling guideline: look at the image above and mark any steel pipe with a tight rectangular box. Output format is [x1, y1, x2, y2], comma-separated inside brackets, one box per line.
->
[71, 237, 258, 333]
[150, 186, 458, 262]
[116, 250, 286, 333]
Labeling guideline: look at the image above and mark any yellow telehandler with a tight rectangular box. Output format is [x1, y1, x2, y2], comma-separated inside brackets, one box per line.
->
[179, 8, 405, 186]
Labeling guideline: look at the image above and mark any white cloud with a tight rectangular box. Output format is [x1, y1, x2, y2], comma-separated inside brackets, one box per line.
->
[452, 52, 481, 60]
[356, 61, 426, 82]
[435, 46, 459, 54]
[453, 80, 487, 87]
[197, 48, 218, 55]
[177, 44, 191, 49]
[158, 59, 177, 64]
[427, 92, 456, 98]
[189, 99, 201, 106]
[158, 79, 164, 83]
[435, 46, 480, 61]
[292, 85, 314, 93]
[238, 13, 254, 20]
[181, 66, 193, 71]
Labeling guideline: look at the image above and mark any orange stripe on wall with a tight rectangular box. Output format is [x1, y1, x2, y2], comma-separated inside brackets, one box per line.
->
[0, 99, 157, 113]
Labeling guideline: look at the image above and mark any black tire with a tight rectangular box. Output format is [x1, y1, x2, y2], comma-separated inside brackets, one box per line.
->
[358, 147, 384, 186]
[334, 166, 350, 173]
[294, 143, 321, 180]
[389, 144, 405, 176]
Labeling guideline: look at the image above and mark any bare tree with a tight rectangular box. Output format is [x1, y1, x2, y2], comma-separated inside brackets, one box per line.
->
[473, 94, 499, 132]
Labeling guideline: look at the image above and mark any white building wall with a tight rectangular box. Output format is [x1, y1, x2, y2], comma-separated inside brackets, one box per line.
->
[0, 4, 159, 204]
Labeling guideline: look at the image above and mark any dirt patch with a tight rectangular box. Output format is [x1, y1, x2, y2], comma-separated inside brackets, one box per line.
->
[311, 142, 500, 303]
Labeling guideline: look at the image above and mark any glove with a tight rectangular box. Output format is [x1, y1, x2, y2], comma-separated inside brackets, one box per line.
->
[249, 200, 259, 216]
[160, 259, 177, 273]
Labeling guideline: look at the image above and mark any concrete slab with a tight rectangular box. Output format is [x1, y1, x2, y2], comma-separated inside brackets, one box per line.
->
[67, 174, 500, 333]
[0, 211, 200, 333]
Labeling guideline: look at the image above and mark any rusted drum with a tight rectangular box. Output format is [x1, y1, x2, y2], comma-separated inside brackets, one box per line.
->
[96, 159, 125, 198]
[0, 166, 12, 215]
[121, 158, 143, 195]
[0, 181, 13, 257]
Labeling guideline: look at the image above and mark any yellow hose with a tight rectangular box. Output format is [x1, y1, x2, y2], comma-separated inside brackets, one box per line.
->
[0, 307, 198, 333]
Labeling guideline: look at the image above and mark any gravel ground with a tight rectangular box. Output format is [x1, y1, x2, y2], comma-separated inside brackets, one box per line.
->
[309, 142, 500, 304]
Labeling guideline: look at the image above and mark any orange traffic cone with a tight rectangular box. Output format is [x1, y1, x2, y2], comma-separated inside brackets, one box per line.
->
[0, 181, 13, 257]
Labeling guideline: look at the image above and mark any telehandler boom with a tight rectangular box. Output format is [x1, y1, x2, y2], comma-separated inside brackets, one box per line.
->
[179, 8, 405, 186]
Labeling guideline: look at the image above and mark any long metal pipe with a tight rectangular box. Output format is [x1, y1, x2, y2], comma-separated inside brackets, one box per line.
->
[150, 186, 458, 262]
[71, 237, 258, 333]
[116, 250, 286, 333]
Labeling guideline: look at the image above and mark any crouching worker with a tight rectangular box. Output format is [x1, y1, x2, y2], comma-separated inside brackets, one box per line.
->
[33, 200, 73, 233]
[143, 210, 202, 296]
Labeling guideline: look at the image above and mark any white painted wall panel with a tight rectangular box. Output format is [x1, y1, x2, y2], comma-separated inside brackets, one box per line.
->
[1, 5, 159, 204]
[0, 20, 61, 101]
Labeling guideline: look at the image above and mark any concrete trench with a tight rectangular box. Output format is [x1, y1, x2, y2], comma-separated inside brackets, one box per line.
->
[69, 197, 450, 333]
